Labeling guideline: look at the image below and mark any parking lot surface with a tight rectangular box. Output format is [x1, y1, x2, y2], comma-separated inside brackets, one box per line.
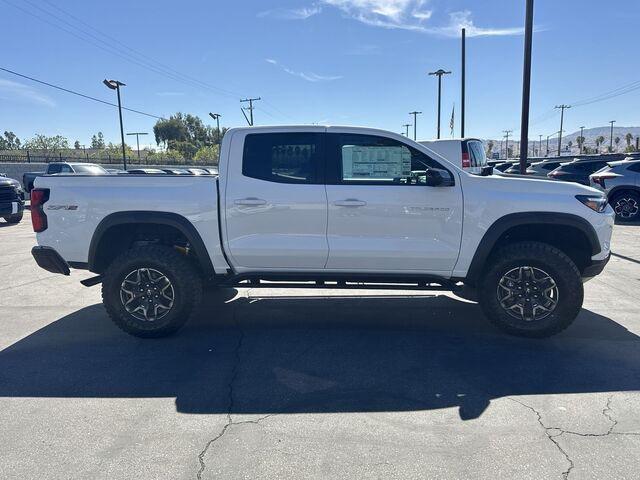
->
[1, 212, 639, 479]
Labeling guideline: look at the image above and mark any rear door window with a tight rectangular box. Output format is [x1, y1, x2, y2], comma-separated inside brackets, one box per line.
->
[242, 132, 324, 184]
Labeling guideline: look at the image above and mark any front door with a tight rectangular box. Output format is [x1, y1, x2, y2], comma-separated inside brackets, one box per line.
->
[324, 130, 463, 274]
[224, 129, 329, 270]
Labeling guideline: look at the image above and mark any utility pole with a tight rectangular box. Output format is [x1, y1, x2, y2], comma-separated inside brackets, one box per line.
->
[503, 130, 513, 160]
[518, 0, 534, 174]
[461, 28, 466, 138]
[538, 134, 543, 156]
[609, 120, 616, 152]
[103, 79, 127, 169]
[126, 132, 148, 163]
[240, 97, 261, 126]
[209, 113, 222, 144]
[555, 104, 570, 156]
[546, 133, 553, 157]
[402, 124, 412, 137]
[409, 111, 422, 140]
[579, 126, 585, 154]
[428, 69, 451, 139]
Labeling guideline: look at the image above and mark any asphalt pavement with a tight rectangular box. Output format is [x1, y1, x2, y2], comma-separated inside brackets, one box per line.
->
[0, 212, 639, 479]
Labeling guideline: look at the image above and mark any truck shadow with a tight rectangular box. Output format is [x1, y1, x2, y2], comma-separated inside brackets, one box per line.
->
[1, 290, 638, 420]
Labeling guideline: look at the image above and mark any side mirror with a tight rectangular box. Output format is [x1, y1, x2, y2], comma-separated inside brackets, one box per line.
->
[424, 168, 454, 187]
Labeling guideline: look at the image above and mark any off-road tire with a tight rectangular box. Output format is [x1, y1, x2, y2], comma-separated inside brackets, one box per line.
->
[610, 190, 640, 222]
[102, 245, 203, 338]
[3, 213, 23, 224]
[478, 242, 583, 338]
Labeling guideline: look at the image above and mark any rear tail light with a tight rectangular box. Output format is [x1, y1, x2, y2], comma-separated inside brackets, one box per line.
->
[30, 188, 50, 232]
[461, 152, 471, 168]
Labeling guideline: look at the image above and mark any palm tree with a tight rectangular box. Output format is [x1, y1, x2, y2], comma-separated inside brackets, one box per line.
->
[614, 136, 621, 151]
[595, 135, 606, 152]
[625, 132, 633, 147]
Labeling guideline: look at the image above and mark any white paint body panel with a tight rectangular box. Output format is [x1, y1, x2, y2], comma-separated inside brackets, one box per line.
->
[35, 125, 614, 280]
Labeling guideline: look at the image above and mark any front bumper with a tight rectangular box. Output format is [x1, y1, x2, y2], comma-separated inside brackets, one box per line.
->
[0, 200, 24, 216]
[583, 253, 611, 278]
[32, 246, 70, 275]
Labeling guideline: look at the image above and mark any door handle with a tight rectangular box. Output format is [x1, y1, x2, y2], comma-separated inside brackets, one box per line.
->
[334, 199, 367, 207]
[234, 197, 267, 206]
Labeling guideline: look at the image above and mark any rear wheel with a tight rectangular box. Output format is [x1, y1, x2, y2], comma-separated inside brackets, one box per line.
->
[102, 245, 202, 338]
[3, 213, 23, 224]
[478, 242, 583, 338]
[611, 191, 640, 222]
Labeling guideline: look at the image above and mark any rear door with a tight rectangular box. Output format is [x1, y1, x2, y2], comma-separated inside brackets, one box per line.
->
[324, 129, 463, 274]
[223, 129, 329, 270]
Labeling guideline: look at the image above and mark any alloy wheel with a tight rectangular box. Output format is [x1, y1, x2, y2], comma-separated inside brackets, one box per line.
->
[614, 197, 639, 219]
[496, 266, 559, 322]
[119, 268, 175, 322]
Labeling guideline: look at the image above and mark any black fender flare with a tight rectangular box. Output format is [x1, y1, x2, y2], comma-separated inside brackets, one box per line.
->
[88, 211, 214, 276]
[465, 212, 601, 284]
[607, 185, 640, 200]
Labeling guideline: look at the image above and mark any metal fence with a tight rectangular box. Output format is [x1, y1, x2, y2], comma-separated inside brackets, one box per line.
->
[0, 152, 214, 166]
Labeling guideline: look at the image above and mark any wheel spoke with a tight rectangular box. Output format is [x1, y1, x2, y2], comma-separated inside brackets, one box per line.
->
[496, 266, 559, 323]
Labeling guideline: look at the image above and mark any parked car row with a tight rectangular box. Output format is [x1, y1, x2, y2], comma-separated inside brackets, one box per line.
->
[0, 172, 25, 224]
[22, 162, 218, 192]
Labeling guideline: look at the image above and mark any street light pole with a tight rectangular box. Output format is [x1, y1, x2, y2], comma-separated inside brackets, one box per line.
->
[428, 69, 452, 139]
[609, 120, 616, 152]
[461, 28, 466, 138]
[538, 134, 543, 156]
[126, 132, 148, 163]
[518, 0, 535, 173]
[402, 124, 412, 137]
[103, 79, 127, 169]
[409, 112, 422, 140]
[209, 113, 222, 144]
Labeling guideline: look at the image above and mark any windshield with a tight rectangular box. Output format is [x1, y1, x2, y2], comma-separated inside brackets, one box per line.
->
[72, 165, 108, 174]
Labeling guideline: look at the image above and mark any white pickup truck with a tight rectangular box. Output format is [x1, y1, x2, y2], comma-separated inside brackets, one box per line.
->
[30, 126, 614, 338]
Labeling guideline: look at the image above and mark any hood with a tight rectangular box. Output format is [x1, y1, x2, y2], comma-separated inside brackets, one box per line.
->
[476, 172, 604, 196]
[0, 176, 21, 189]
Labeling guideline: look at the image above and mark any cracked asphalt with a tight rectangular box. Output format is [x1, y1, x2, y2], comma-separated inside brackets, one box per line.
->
[1, 212, 639, 479]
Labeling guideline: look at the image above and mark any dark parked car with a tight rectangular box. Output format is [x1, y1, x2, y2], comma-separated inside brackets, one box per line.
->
[547, 158, 611, 185]
[0, 174, 25, 224]
[23, 162, 108, 192]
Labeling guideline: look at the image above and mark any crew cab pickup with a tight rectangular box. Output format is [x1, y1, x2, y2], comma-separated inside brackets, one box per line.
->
[30, 126, 614, 338]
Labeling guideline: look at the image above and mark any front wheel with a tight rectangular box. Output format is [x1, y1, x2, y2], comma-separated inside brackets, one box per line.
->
[102, 246, 202, 338]
[478, 242, 583, 338]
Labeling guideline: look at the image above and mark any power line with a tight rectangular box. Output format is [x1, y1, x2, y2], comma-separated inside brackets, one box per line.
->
[0, 66, 164, 119]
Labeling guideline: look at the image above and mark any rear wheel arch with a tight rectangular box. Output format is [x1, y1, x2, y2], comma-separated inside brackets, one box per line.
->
[607, 185, 640, 200]
[89, 211, 214, 277]
[465, 212, 600, 285]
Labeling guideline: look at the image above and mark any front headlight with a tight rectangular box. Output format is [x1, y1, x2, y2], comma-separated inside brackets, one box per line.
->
[576, 194, 608, 213]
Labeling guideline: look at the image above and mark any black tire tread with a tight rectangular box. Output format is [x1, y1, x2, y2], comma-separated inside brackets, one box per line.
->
[102, 245, 202, 338]
[478, 241, 583, 338]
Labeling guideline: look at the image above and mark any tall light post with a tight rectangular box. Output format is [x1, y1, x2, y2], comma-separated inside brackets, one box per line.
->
[428, 69, 451, 139]
[103, 79, 127, 169]
[409, 112, 422, 140]
[538, 134, 543, 156]
[402, 123, 412, 137]
[518, 0, 534, 173]
[126, 132, 148, 163]
[609, 120, 616, 152]
[209, 113, 222, 144]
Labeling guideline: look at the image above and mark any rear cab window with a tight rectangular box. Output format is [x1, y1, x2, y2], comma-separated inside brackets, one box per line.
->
[242, 132, 324, 184]
[466, 140, 488, 168]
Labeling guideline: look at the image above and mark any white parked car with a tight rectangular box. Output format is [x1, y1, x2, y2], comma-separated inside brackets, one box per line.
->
[419, 138, 488, 174]
[30, 126, 613, 339]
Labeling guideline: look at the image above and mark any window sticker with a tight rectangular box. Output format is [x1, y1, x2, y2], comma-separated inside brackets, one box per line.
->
[342, 145, 411, 180]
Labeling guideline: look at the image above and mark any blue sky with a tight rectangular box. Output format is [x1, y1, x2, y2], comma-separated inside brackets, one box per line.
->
[1, 0, 639, 147]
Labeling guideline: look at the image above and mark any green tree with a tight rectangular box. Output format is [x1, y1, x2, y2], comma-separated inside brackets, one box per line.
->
[595, 135, 605, 152]
[23, 134, 69, 150]
[74, 140, 81, 149]
[576, 136, 585, 151]
[153, 112, 220, 158]
[486, 140, 494, 155]
[91, 132, 105, 149]
[193, 145, 220, 164]
[0, 131, 21, 150]
[614, 136, 621, 150]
